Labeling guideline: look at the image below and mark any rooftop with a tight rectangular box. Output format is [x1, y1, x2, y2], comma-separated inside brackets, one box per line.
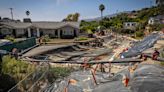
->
[0, 21, 80, 29]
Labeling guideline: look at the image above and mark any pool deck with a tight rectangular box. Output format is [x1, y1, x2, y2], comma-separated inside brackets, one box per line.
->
[22, 44, 75, 57]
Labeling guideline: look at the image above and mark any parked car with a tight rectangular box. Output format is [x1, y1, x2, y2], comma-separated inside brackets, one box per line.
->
[0, 39, 13, 46]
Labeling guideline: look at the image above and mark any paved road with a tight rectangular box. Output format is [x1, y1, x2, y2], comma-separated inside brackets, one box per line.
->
[22, 44, 75, 57]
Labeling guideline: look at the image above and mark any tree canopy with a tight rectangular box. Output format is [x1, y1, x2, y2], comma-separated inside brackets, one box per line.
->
[62, 13, 80, 22]
[99, 4, 105, 19]
[99, 4, 105, 12]
[26, 10, 30, 17]
[80, 5, 163, 34]
[156, 0, 164, 6]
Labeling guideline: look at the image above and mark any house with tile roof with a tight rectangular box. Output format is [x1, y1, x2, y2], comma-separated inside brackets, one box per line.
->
[0, 21, 80, 39]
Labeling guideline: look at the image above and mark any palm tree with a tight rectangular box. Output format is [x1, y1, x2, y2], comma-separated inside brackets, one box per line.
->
[26, 10, 30, 17]
[99, 4, 105, 20]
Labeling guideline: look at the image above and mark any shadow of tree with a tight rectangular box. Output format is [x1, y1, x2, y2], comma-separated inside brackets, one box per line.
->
[0, 73, 18, 92]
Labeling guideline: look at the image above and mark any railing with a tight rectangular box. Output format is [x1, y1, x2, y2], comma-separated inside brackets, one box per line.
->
[22, 58, 142, 64]
[8, 57, 142, 92]
[8, 61, 50, 92]
[0, 37, 36, 52]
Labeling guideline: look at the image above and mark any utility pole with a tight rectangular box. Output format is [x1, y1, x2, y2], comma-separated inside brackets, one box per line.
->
[9, 8, 13, 20]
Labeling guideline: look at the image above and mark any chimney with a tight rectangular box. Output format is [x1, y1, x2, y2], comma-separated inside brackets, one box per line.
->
[23, 18, 32, 23]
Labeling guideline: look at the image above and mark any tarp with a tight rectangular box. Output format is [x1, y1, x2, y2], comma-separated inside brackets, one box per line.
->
[43, 64, 164, 92]
[129, 64, 164, 92]
[121, 33, 162, 58]
[93, 64, 164, 92]
[43, 71, 112, 92]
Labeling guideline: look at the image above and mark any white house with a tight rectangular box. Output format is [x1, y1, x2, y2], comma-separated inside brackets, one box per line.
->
[148, 15, 164, 25]
[0, 21, 80, 39]
[148, 17, 156, 25]
[123, 22, 139, 30]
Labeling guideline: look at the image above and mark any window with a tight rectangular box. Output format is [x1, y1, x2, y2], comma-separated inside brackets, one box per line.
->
[131, 23, 134, 26]
[127, 23, 130, 26]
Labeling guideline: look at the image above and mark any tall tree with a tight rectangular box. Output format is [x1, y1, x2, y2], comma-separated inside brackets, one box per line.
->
[99, 4, 105, 20]
[62, 13, 80, 22]
[156, 0, 164, 14]
[73, 13, 80, 21]
[156, 0, 164, 6]
[26, 10, 30, 17]
[67, 14, 73, 21]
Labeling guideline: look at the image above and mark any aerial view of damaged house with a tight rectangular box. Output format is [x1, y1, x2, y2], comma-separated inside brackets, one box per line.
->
[0, 0, 164, 92]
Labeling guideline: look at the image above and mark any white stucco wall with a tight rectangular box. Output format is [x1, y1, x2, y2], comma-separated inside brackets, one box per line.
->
[60, 26, 74, 35]
[16, 29, 26, 37]
[148, 18, 154, 25]
[40, 29, 57, 37]
[123, 22, 138, 30]
[60, 26, 79, 36]
[38, 26, 79, 38]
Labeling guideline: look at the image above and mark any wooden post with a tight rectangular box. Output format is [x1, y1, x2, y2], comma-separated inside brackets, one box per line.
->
[109, 62, 111, 73]
[93, 64, 99, 74]
[91, 70, 98, 85]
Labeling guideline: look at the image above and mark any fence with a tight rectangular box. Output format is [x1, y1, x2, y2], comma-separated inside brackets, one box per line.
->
[8, 61, 50, 92]
[0, 38, 36, 52]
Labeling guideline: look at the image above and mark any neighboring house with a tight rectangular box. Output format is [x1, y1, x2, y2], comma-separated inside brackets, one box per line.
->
[148, 15, 164, 25]
[123, 22, 139, 30]
[0, 21, 80, 39]
[148, 17, 156, 25]
[127, 13, 138, 19]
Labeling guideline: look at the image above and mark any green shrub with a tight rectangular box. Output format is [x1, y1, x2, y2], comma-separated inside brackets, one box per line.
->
[151, 24, 164, 31]
[49, 67, 73, 79]
[5, 35, 15, 42]
[135, 31, 144, 38]
[1, 55, 35, 81]
[160, 51, 164, 58]
[42, 35, 50, 43]
[161, 62, 164, 66]
[75, 37, 88, 41]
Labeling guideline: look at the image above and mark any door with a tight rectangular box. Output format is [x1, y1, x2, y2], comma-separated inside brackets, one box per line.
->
[12, 29, 16, 37]
[31, 29, 37, 37]
[55, 30, 58, 37]
[74, 29, 77, 37]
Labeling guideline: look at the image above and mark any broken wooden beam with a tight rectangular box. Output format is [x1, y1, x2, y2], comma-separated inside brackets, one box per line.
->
[22, 57, 142, 64]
